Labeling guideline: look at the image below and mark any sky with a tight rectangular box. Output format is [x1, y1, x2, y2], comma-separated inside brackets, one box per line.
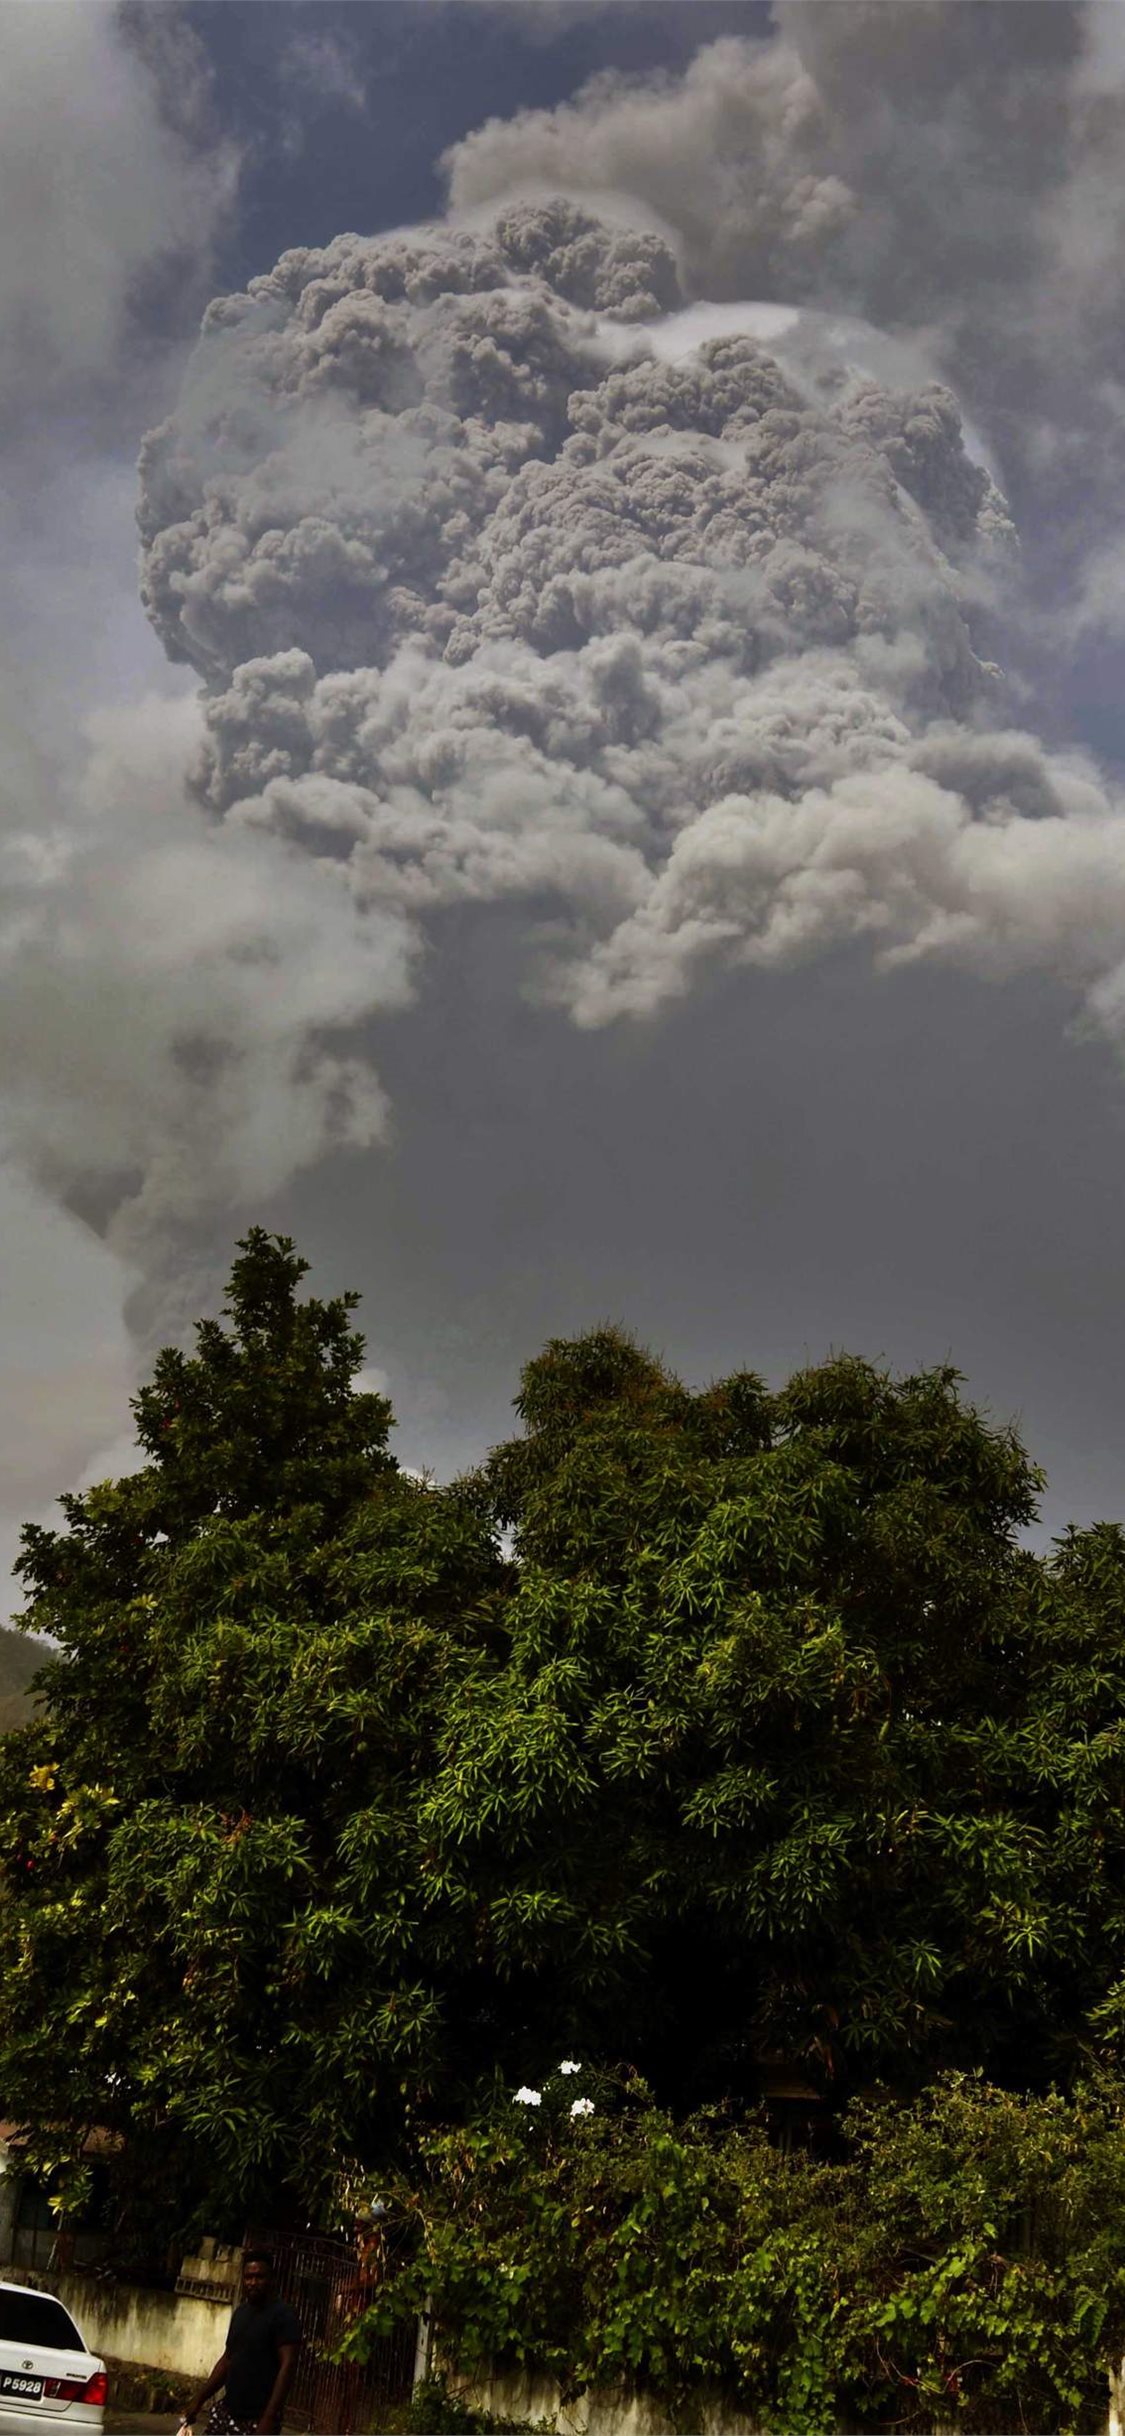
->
[4, 0, 1125, 1608]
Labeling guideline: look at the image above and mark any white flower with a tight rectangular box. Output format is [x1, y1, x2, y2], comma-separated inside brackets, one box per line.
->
[514, 2086, 542, 2106]
[558, 2059, 581, 2075]
[570, 2097, 595, 2119]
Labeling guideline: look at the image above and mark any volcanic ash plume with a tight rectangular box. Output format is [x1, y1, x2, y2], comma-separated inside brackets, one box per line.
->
[133, 204, 1125, 1065]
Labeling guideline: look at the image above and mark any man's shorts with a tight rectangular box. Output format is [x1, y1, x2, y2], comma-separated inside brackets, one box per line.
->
[206, 2403, 259, 2436]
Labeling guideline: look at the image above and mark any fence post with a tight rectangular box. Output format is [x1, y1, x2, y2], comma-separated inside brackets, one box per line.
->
[0, 2156, 19, 2269]
[412, 2299, 434, 2391]
[1108, 2356, 1125, 2436]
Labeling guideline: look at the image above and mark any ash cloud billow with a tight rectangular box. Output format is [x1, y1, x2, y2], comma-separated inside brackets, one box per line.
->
[135, 188, 1125, 1082]
[448, 3, 1125, 627]
[8, 0, 1125, 1372]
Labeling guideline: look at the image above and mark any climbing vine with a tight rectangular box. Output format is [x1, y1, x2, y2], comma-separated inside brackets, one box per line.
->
[352, 2066, 1125, 2434]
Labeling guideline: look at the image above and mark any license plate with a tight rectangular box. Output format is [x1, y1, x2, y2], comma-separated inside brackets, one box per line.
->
[0, 2374, 43, 2399]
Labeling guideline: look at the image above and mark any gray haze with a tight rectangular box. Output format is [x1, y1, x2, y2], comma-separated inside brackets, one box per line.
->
[4, 0, 1125, 1589]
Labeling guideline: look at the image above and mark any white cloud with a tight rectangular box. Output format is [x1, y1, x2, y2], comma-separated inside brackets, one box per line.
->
[0, 1169, 135, 1621]
[0, 0, 244, 1590]
[0, 688, 414, 1277]
[278, 29, 368, 118]
[0, 0, 235, 428]
[0, 1169, 133, 1517]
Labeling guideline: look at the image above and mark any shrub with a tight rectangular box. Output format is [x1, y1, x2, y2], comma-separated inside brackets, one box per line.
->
[352, 2065, 1125, 2435]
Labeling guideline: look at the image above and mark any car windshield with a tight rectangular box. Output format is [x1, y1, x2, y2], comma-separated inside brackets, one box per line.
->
[0, 2292, 83, 2351]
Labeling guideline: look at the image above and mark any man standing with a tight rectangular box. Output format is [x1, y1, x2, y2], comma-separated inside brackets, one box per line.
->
[183, 2250, 301, 2436]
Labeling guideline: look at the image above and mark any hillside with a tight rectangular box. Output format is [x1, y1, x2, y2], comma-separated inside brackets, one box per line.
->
[0, 1627, 48, 1732]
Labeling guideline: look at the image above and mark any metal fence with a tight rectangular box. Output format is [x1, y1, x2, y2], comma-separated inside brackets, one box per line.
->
[268, 2229, 416, 2436]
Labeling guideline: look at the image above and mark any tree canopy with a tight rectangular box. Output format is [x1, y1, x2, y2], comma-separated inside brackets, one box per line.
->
[2, 1232, 1125, 2253]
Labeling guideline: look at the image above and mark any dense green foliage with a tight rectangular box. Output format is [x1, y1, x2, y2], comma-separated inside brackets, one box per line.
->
[460, 1331, 1114, 2105]
[358, 2066, 1125, 2434]
[0, 1234, 507, 2246]
[4, 1231, 1125, 2282]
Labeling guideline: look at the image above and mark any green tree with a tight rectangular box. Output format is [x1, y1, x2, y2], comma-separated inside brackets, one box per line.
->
[0, 1232, 506, 2250]
[3, 1240, 1125, 2257]
[422, 1330, 1125, 2103]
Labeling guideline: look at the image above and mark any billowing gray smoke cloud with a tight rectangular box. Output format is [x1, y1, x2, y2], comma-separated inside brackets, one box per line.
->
[133, 194, 1125, 1095]
[7, 0, 1125, 1388]
[448, 3, 1125, 656]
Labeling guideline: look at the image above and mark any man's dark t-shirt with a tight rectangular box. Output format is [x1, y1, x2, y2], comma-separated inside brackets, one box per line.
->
[224, 2296, 302, 2426]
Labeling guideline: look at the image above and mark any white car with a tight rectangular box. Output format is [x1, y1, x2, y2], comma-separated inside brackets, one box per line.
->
[0, 2282, 106, 2436]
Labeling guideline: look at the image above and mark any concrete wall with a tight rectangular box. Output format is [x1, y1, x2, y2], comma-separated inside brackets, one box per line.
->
[442, 2362, 763, 2436]
[176, 2243, 242, 2305]
[445, 2356, 1122, 2436]
[3, 2253, 1118, 2433]
[30, 2271, 230, 2383]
